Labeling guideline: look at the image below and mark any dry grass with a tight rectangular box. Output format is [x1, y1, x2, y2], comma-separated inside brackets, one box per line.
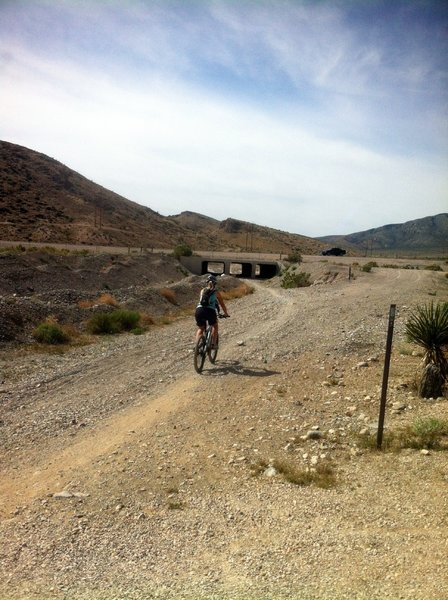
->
[97, 293, 120, 307]
[250, 458, 337, 489]
[167, 501, 184, 510]
[356, 417, 448, 452]
[156, 314, 179, 326]
[140, 313, 155, 327]
[160, 288, 177, 305]
[78, 299, 95, 309]
[78, 293, 120, 308]
[221, 282, 254, 301]
[273, 459, 337, 489]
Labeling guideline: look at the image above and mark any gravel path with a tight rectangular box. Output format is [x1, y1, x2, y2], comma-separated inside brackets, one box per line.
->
[1, 264, 447, 600]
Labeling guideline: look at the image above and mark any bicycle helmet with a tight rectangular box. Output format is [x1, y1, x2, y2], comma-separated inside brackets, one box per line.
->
[206, 274, 217, 286]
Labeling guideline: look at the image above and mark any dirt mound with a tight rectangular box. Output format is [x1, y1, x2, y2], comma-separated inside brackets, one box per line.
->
[0, 251, 246, 343]
[0, 251, 187, 295]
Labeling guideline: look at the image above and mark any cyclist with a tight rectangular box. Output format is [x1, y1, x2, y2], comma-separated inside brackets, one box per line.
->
[195, 274, 229, 348]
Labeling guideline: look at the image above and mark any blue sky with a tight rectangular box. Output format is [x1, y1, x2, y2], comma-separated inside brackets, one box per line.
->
[1, 0, 447, 237]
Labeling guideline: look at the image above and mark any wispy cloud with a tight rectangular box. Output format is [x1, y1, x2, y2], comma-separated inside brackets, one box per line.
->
[0, 0, 446, 236]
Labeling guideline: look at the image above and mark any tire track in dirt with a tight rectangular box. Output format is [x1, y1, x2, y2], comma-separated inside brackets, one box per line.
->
[0, 283, 292, 516]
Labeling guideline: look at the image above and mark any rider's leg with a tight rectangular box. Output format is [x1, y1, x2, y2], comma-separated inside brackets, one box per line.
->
[211, 322, 219, 348]
[195, 307, 206, 344]
[196, 326, 205, 344]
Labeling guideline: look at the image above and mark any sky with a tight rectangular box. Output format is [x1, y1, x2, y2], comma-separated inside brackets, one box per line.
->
[0, 0, 447, 237]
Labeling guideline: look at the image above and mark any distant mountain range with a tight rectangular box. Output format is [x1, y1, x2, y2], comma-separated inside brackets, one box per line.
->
[1, 140, 446, 256]
[319, 214, 448, 256]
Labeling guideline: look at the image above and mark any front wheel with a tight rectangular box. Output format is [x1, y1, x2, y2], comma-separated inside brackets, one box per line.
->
[194, 337, 206, 373]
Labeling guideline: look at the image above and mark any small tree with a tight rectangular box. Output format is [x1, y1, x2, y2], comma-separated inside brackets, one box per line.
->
[281, 268, 311, 289]
[405, 302, 448, 398]
[287, 248, 302, 264]
[173, 243, 192, 259]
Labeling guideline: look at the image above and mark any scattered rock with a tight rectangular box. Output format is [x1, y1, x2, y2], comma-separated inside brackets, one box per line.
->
[53, 490, 73, 499]
[306, 430, 323, 440]
[263, 466, 278, 477]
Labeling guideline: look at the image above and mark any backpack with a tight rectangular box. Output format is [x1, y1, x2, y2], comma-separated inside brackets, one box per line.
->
[200, 286, 214, 307]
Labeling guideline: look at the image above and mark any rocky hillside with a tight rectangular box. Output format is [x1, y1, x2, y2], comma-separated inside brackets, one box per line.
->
[169, 213, 324, 255]
[0, 141, 324, 254]
[0, 141, 208, 249]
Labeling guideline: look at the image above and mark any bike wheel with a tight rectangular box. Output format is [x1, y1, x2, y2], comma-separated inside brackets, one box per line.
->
[209, 332, 219, 364]
[193, 337, 206, 373]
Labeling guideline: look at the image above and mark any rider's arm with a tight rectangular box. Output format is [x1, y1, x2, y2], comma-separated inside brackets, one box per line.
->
[216, 291, 229, 316]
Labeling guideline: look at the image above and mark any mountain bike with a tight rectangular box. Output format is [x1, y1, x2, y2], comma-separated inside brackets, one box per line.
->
[194, 313, 229, 374]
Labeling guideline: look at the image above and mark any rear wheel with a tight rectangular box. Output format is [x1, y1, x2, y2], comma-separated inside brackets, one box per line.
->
[194, 337, 206, 373]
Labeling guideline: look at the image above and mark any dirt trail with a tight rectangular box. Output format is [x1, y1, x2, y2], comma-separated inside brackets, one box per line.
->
[1, 264, 448, 600]
[0, 280, 278, 509]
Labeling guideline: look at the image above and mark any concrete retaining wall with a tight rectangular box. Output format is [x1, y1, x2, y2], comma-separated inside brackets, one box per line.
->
[180, 255, 280, 279]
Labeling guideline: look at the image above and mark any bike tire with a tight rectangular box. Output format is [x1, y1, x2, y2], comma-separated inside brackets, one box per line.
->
[209, 333, 219, 363]
[193, 337, 206, 373]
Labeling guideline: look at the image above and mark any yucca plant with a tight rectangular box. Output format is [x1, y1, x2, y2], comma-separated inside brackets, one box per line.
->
[405, 302, 448, 398]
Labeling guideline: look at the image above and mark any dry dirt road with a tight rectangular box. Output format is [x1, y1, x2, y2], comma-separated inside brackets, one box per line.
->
[1, 263, 448, 600]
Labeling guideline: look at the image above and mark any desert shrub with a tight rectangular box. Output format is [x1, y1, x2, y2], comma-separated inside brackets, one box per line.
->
[281, 269, 311, 289]
[86, 313, 121, 335]
[131, 326, 145, 335]
[286, 249, 302, 264]
[87, 310, 141, 335]
[173, 243, 193, 258]
[111, 309, 141, 331]
[361, 261, 378, 272]
[425, 264, 443, 271]
[33, 322, 69, 344]
[161, 288, 177, 305]
[405, 301, 448, 398]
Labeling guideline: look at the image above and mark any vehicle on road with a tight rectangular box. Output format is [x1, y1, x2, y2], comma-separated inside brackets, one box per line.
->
[322, 247, 346, 256]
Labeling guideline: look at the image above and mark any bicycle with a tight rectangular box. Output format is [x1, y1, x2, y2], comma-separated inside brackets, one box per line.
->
[194, 313, 229, 374]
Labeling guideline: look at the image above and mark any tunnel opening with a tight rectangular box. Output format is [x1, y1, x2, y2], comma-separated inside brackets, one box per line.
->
[256, 263, 278, 279]
[201, 261, 225, 275]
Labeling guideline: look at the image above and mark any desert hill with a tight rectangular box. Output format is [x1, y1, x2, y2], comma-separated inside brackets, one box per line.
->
[319, 213, 448, 256]
[0, 141, 324, 254]
[169, 213, 324, 255]
[2, 140, 444, 256]
[0, 141, 210, 249]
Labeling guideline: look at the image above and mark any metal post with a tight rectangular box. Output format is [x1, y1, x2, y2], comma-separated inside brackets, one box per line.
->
[377, 304, 396, 449]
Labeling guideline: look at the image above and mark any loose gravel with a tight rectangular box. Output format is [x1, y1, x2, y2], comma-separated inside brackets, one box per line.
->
[1, 261, 448, 600]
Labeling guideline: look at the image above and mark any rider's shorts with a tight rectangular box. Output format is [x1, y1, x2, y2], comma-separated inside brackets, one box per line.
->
[195, 306, 217, 328]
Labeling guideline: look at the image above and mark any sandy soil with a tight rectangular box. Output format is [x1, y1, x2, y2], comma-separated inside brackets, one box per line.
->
[0, 257, 447, 600]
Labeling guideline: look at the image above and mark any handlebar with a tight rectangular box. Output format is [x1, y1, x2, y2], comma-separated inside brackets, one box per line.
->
[217, 313, 230, 319]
